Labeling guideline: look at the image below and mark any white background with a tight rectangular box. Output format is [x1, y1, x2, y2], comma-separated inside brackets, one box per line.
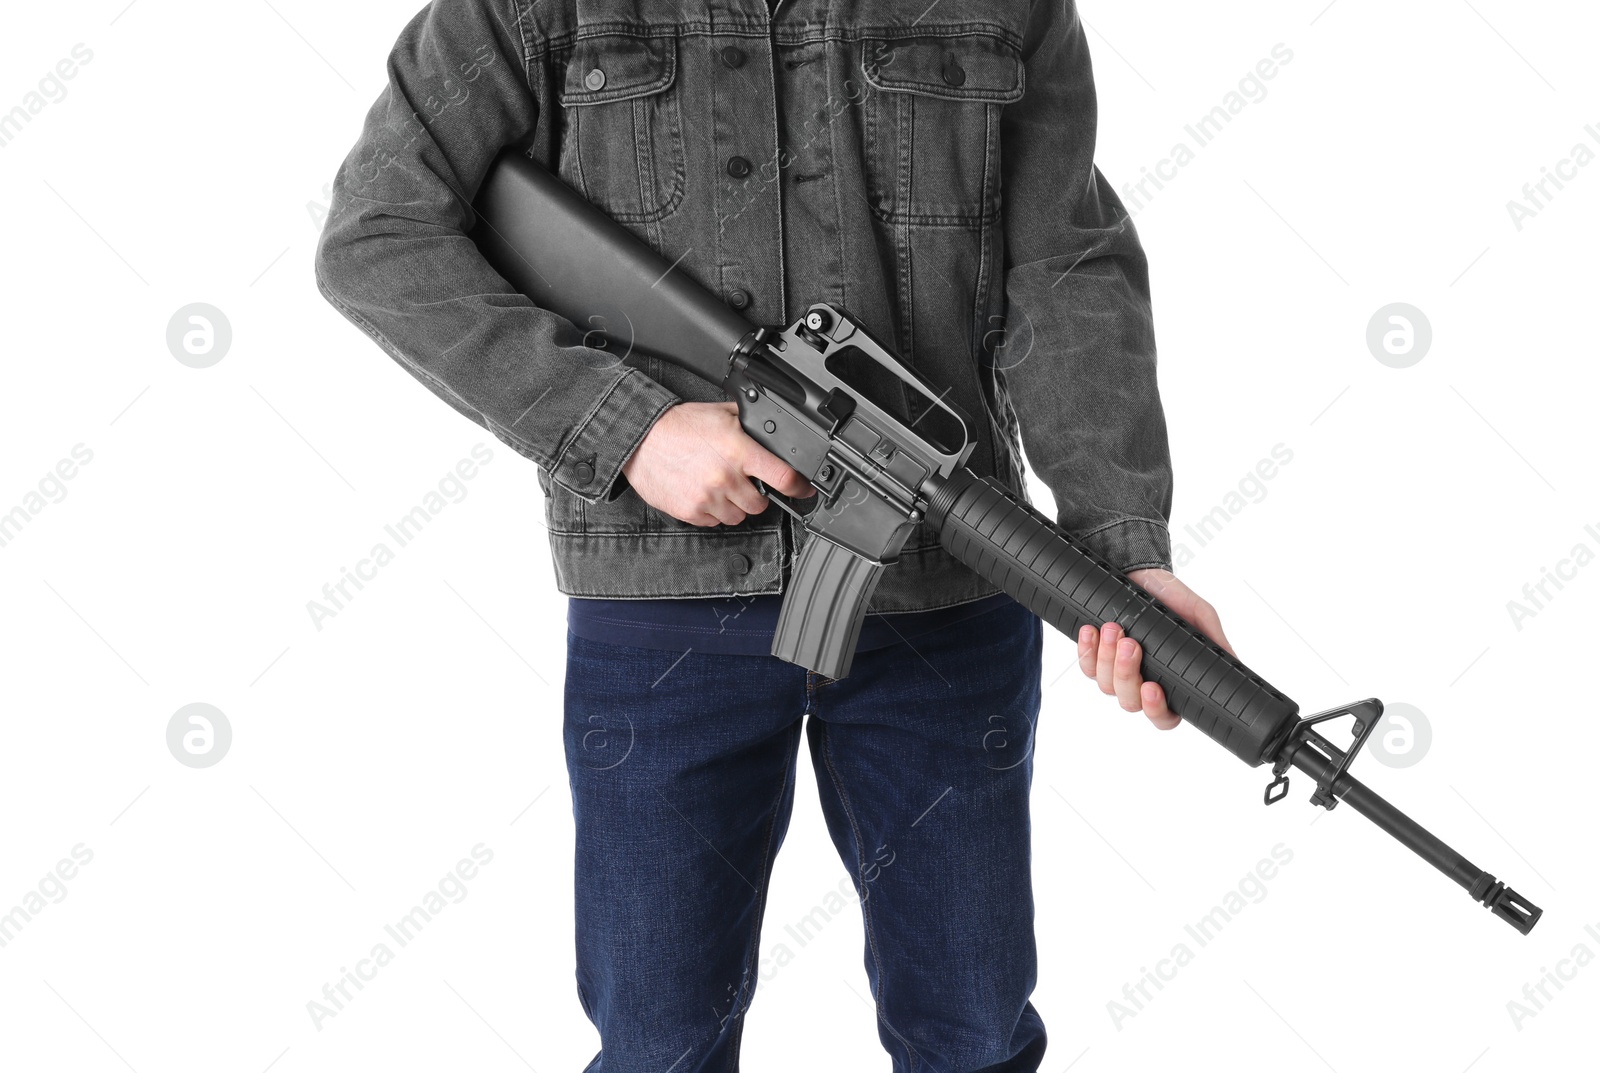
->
[2, 1, 1596, 1070]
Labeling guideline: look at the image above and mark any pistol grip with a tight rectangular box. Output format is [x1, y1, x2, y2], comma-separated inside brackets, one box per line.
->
[771, 534, 884, 680]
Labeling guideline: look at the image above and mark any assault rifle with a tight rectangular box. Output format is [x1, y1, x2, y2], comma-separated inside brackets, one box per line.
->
[469, 149, 1543, 934]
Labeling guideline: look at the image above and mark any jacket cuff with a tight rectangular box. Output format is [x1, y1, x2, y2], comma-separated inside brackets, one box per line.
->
[1073, 516, 1173, 575]
[551, 368, 680, 503]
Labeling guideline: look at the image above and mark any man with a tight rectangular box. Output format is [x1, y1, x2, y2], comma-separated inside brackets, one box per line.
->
[314, 1, 1233, 1069]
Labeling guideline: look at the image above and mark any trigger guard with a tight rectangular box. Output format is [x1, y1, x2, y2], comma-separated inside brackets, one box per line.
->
[752, 478, 814, 522]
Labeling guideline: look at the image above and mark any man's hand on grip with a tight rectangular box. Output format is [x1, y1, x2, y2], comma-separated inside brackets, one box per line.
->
[621, 401, 815, 527]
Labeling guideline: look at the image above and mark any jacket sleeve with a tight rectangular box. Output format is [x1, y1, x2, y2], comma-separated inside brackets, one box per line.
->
[996, 0, 1175, 573]
[312, 0, 679, 502]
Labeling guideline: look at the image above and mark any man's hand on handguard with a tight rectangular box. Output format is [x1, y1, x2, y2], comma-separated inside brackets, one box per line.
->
[1076, 568, 1235, 731]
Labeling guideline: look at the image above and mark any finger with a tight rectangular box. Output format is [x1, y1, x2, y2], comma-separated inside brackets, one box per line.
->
[1113, 638, 1144, 712]
[740, 443, 817, 498]
[1131, 568, 1174, 598]
[706, 498, 747, 527]
[725, 476, 770, 517]
[1195, 602, 1236, 656]
[1141, 681, 1180, 729]
[1095, 622, 1120, 695]
[1077, 625, 1098, 678]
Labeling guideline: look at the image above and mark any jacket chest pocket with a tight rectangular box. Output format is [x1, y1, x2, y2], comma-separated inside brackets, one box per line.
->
[558, 33, 685, 223]
[859, 34, 1025, 227]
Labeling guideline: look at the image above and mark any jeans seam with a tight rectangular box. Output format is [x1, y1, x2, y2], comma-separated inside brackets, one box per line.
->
[720, 719, 801, 1072]
[817, 721, 923, 1073]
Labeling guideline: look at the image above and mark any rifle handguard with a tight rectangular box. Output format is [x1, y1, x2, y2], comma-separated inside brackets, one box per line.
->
[925, 469, 1298, 766]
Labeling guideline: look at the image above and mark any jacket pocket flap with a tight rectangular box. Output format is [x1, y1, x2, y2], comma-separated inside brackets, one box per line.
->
[862, 35, 1024, 103]
[562, 34, 676, 105]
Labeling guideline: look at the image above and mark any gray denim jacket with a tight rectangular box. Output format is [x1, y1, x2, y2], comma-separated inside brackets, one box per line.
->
[313, 0, 1174, 612]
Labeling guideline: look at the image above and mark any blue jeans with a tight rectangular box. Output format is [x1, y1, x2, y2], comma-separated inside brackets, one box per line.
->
[562, 598, 1047, 1072]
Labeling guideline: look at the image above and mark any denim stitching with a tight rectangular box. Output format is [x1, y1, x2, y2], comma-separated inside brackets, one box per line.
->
[554, 368, 678, 501]
[1075, 515, 1170, 539]
[861, 41, 1024, 103]
[548, 543, 1004, 607]
[569, 25, 1027, 52]
[763, 28, 788, 324]
[504, 0, 534, 87]
[859, 41, 1011, 229]
[569, 100, 588, 208]
[572, 615, 776, 636]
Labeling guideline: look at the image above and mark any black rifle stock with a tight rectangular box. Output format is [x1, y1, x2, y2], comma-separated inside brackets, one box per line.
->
[469, 148, 1543, 935]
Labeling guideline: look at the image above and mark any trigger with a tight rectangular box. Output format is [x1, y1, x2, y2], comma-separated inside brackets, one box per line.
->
[753, 478, 808, 522]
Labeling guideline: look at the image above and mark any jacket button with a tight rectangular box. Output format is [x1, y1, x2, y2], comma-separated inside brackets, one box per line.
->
[720, 46, 746, 68]
[942, 57, 965, 87]
[574, 461, 595, 486]
[584, 67, 606, 91]
[727, 288, 750, 309]
[727, 155, 752, 178]
[730, 553, 751, 575]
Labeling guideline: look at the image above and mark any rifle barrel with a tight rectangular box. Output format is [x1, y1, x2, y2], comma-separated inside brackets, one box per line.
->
[1287, 743, 1543, 933]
